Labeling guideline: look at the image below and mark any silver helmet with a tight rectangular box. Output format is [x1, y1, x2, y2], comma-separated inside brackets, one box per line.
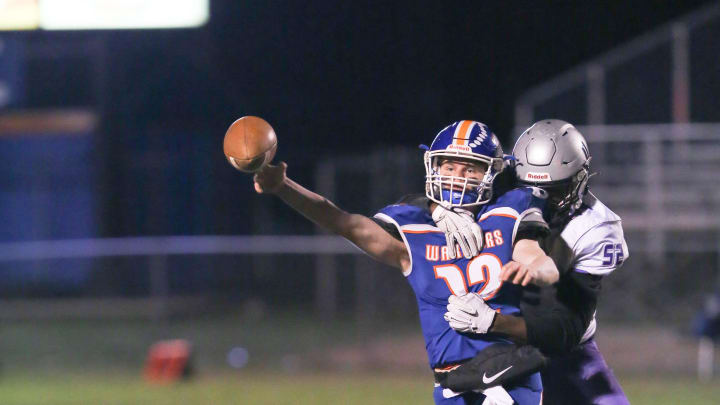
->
[512, 119, 591, 219]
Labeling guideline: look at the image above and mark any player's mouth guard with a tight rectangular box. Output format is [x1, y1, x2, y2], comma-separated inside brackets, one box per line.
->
[436, 177, 480, 205]
[422, 144, 486, 206]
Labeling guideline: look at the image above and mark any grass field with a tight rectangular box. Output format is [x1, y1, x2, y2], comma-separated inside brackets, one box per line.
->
[1, 314, 719, 404]
[1, 372, 719, 405]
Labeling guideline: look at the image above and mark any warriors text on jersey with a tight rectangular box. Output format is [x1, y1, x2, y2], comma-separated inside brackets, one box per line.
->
[374, 187, 549, 368]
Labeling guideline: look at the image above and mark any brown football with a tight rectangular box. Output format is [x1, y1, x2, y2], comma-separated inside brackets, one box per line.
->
[223, 116, 278, 173]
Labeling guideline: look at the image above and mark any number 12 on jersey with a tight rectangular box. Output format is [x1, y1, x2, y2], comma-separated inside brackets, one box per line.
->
[434, 253, 503, 298]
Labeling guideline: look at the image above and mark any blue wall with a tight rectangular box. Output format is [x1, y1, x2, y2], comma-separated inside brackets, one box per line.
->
[0, 132, 96, 292]
[0, 37, 24, 108]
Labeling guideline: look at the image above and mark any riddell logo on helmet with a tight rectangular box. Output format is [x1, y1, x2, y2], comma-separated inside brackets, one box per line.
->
[525, 172, 552, 181]
[447, 144, 472, 152]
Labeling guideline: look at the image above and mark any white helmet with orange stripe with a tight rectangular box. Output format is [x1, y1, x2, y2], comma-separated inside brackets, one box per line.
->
[423, 121, 505, 208]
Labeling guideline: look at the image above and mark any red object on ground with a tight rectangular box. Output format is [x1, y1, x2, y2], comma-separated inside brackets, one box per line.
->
[143, 339, 193, 383]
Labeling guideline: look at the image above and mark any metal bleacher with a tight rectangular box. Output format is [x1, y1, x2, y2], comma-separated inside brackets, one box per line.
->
[513, 2, 720, 327]
[581, 124, 720, 233]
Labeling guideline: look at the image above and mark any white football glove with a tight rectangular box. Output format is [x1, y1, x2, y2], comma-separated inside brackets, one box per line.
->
[444, 293, 496, 334]
[431, 202, 483, 259]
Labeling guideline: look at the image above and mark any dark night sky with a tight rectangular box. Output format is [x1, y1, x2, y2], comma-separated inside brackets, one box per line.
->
[24, 0, 713, 236]
[91, 0, 715, 155]
[198, 0, 715, 150]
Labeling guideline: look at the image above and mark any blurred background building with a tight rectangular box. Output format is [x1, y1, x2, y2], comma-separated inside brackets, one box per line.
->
[1, 0, 719, 395]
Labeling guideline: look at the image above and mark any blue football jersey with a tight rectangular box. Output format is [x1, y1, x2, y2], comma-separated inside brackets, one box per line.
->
[374, 187, 547, 368]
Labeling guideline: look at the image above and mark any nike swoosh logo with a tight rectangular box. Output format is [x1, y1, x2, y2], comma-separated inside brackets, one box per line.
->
[482, 365, 513, 384]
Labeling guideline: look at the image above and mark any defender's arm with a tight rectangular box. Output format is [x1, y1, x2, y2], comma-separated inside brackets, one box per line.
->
[445, 283, 592, 353]
[521, 274, 599, 354]
[254, 163, 410, 271]
[503, 239, 559, 286]
[489, 291, 591, 353]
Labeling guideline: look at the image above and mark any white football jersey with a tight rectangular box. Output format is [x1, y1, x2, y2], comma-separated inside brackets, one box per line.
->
[544, 192, 629, 343]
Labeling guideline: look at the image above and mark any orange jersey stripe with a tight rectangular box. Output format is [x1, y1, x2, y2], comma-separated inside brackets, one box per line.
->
[402, 229, 443, 234]
[478, 213, 518, 222]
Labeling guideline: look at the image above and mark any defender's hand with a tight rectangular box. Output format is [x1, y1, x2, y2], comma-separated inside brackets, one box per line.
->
[500, 261, 537, 287]
[432, 203, 483, 259]
[253, 162, 287, 194]
[444, 293, 496, 334]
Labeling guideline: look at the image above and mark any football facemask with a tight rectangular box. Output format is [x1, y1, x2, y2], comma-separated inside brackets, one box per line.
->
[423, 121, 504, 208]
[523, 165, 590, 221]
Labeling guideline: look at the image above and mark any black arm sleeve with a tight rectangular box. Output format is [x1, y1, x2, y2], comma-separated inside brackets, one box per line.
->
[436, 344, 547, 392]
[515, 221, 550, 242]
[521, 271, 602, 355]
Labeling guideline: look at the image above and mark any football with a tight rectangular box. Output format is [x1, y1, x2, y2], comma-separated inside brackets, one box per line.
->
[223, 116, 278, 173]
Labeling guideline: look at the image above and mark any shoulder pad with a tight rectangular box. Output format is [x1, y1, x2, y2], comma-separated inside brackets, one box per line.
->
[394, 194, 431, 211]
[493, 187, 548, 214]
